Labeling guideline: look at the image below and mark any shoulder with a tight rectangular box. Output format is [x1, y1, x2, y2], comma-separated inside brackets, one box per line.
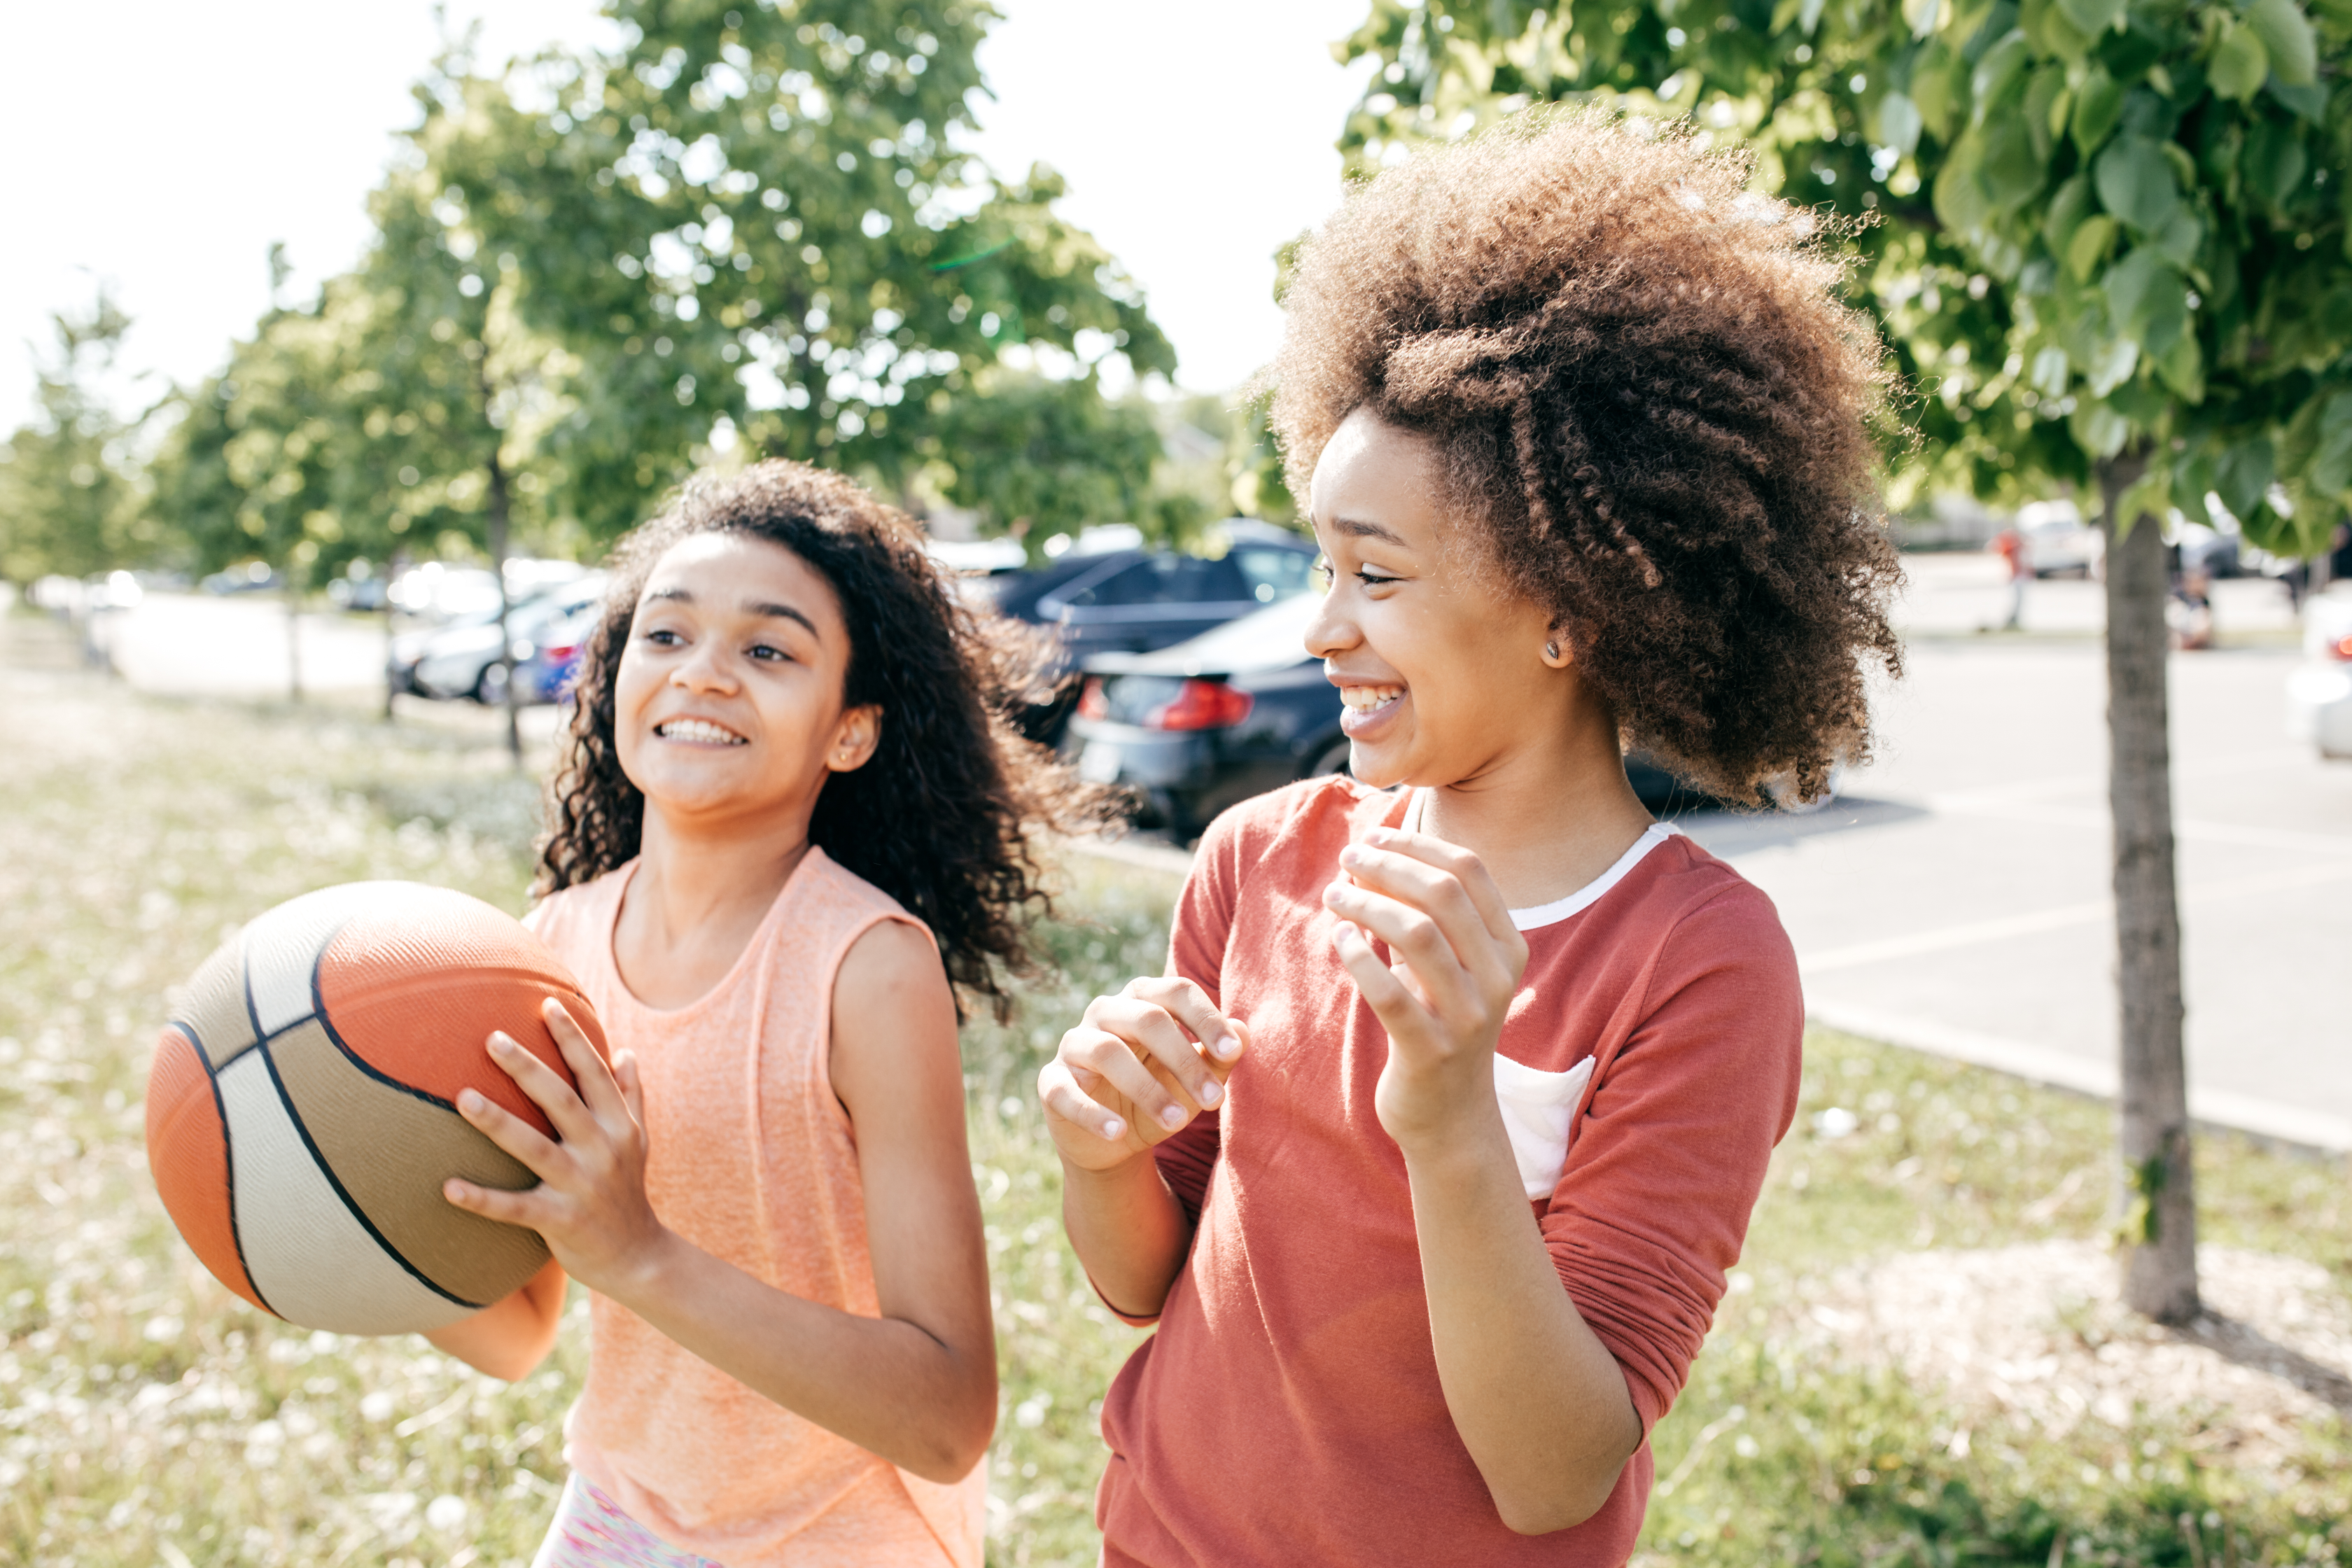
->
[523, 864, 630, 948]
[1614, 834, 1801, 1030]
[1194, 775, 1393, 890]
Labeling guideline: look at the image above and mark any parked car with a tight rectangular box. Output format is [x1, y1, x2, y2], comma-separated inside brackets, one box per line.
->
[393, 574, 608, 703]
[1068, 592, 1837, 834]
[2012, 500, 2103, 578]
[510, 598, 606, 706]
[203, 561, 283, 595]
[2286, 586, 2352, 758]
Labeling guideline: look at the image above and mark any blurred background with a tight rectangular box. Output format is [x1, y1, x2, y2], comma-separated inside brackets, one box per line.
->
[5, 1, 2351, 1564]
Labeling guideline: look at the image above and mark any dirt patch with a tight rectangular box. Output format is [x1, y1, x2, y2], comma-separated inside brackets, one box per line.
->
[1804, 1240, 2352, 1466]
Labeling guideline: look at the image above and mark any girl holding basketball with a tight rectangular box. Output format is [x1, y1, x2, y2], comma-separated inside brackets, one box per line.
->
[1038, 113, 1903, 1566]
[425, 462, 1091, 1567]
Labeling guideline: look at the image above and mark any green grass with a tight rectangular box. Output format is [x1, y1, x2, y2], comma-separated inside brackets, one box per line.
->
[2, 610, 2346, 1567]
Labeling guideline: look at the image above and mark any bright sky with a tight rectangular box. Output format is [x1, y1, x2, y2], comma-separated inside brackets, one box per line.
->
[1, 0, 1374, 434]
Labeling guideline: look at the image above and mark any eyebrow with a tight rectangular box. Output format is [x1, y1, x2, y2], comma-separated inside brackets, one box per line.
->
[645, 587, 821, 638]
[1330, 516, 1409, 546]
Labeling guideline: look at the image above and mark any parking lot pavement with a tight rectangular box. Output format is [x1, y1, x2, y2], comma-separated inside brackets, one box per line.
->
[1893, 550, 2303, 640]
[1677, 638, 2352, 1152]
[84, 591, 391, 696]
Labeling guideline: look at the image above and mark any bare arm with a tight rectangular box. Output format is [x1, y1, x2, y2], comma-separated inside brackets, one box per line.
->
[421, 1256, 568, 1382]
[442, 926, 997, 1482]
[1326, 829, 1641, 1534]
[1037, 979, 1248, 1319]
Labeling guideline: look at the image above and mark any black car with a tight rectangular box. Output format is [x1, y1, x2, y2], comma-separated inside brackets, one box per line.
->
[1067, 593, 1798, 835]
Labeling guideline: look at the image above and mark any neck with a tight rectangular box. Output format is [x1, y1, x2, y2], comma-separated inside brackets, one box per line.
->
[1414, 712, 1654, 911]
[629, 804, 816, 943]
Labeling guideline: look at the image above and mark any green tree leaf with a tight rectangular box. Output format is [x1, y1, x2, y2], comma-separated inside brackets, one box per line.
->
[2071, 68, 2127, 154]
[2207, 20, 2270, 101]
[2242, 116, 2311, 206]
[2213, 438, 2277, 521]
[2094, 134, 2183, 232]
[2057, 0, 2127, 38]
[2245, 0, 2320, 83]
[2068, 215, 2120, 279]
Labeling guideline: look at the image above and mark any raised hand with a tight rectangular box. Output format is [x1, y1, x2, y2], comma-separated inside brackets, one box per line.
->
[442, 996, 672, 1296]
[1037, 977, 1251, 1173]
[1322, 825, 1529, 1152]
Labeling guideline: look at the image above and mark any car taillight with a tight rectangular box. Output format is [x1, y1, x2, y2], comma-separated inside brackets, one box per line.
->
[1077, 676, 1110, 720]
[2334, 634, 2352, 660]
[1147, 680, 1253, 732]
[544, 643, 579, 664]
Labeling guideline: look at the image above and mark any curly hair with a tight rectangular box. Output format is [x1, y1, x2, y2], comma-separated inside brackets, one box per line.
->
[536, 459, 1101, 1018]
[1271, 109, 1903, 803]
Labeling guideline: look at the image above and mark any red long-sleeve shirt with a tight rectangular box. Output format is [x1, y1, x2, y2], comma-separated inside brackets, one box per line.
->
[1092, 778, 1803, 1566]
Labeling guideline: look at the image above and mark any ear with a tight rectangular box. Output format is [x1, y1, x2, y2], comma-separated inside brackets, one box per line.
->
[825, 704, 883, 774]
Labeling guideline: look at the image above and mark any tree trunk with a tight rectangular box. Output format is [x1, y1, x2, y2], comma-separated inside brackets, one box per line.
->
[2099, 450, 2199, 1324]
[284, 579, 304, 703]
[485, 449, 522, 766]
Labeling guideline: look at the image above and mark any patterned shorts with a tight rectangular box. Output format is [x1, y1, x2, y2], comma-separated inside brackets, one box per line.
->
[531, 1474, 727, 1568]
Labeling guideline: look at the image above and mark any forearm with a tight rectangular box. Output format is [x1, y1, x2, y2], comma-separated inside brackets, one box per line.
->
[609, 1231, 994, 1482]
[422, 1258, 567, 1381]
[1059, 1154, 1194, 1320]
[1403, 1113, 1642, 1536]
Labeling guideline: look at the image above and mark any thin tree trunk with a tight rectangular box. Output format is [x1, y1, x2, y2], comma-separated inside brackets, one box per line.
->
[2099, 449, 2199, 1324]
[485, 447, 522, 767]
[284, 579, 304, 703]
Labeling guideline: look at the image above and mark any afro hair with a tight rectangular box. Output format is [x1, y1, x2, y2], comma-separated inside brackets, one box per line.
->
[1271, 108, 1903, 803]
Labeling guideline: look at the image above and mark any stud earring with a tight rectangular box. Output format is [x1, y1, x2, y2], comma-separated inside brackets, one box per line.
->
[1544, 640, 1561, 662]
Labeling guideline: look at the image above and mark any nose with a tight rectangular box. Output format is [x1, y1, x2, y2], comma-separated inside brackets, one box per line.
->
[1303, 582, 1357, 665]
[670, 638, 738, 694]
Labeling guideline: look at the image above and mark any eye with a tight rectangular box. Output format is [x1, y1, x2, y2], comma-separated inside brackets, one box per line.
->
[747, 641, 790, 663]
[1312, 558, 1336, 587]
[1355, 566, 1400, 587]
[643, 627, 683, 647]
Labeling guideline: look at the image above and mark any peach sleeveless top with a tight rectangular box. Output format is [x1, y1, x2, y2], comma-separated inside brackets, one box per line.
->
[527, 850, 984, 1568]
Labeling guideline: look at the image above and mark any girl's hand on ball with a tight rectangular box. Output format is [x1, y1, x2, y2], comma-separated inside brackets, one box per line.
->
[1037, 977, 1249, 1173]
[1322, 827, 1529, 1153]
[443, 997, 673, 1297]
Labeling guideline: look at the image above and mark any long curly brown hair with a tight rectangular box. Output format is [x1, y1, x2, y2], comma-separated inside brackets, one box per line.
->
[536, 459, 1100, 1018]
[1271, 109, 1903, 803]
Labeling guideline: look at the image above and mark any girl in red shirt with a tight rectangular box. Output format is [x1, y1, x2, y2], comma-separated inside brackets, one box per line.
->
[1039, 112, 1903, 1564]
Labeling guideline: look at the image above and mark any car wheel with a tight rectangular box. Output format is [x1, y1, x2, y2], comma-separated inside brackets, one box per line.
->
[472, 663, 508, 706]
[1304, 737, 1352, 778]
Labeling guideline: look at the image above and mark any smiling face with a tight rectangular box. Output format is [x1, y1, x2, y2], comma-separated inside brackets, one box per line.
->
[613, 531, 879, 836]
[1302, 407, 1576, 792]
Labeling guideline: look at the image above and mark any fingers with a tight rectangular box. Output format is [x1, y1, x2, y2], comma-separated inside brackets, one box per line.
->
[454, 1084, 563, 1177]
[1330, 920, 1435, 1044]
[1336, 834, 1524, 995]
[1356, 827, 1520, 948]
[442, 1175, 548, 1228]
[484, 1032, 600, 1147]
[1124, 976, 1245, 1065]
[1064, 1021, 1199, 1133]
[1038, 1055, 1130, 1146]
[613, 1049, 645, 1126]
[1086, 990, 1229, 1116]
[542, 997, 625, 1123]
[1322, 880, 1477, 1018]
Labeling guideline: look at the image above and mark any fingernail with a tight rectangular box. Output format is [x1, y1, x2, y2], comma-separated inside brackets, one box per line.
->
[458, 1088, 484, 1114]
[1101, 1118, 1126, 1142]
[1366, 827, 1395, 844]
[1324, 879, 1350, 904]
[1212, 1032, 1242, 1060]
[443, 1180, 466, 1200]
[1199, 1081, 1223, 1108]
[1159, 1105, 1186, 1130]
[1338, 845, 1364, 868]
[489, 1034, 514, 1054]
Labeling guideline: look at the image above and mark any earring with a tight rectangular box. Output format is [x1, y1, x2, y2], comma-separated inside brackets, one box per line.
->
[1544, 640, 1560, 662]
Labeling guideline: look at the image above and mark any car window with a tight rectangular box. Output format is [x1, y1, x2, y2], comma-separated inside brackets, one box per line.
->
[1233, 547, 1313, 603]
[1065, 554, 1249, 608]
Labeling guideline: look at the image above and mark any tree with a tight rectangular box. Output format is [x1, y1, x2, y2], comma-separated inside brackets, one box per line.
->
[0, 288, 152, 584]
[414, 3, 1181, 552]
[1337, 0, 2351, 1322]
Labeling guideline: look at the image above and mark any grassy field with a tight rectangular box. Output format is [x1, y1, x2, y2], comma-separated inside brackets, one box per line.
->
[3, 610, 2346, 1567]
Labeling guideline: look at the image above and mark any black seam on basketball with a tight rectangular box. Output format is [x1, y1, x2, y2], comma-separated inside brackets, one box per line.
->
[294, 920, 475, 1116]
[253, 1036, 488, 1312]
[176, 1020, 278, 1320]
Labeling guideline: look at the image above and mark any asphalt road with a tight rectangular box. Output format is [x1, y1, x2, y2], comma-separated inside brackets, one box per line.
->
[1679, 556, 2349, 1152]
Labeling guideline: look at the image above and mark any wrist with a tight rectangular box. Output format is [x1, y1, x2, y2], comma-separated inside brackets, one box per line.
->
[1392, 1095, 1514, 1184]
[596, 1223, 687, 1309]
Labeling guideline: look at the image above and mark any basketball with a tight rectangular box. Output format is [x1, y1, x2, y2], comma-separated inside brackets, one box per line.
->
[144, 881, 608, 1336]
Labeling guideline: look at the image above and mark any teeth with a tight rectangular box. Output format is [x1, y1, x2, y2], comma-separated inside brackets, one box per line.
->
[658, 719, 746, 745]
[1340, 685, 1404, 710]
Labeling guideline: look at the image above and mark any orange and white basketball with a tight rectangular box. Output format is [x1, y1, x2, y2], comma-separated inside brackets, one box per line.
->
[144, 881, 607, 1336]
